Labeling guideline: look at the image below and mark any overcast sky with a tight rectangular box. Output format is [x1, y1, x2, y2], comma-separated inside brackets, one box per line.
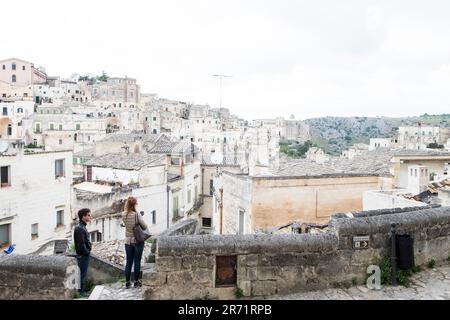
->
[2, 0, 450, 120]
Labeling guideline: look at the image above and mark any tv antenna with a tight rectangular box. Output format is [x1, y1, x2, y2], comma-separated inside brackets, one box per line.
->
[212, 74, 232, 108]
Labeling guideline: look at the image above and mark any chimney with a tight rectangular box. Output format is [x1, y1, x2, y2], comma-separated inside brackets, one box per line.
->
[407, 165, 430, 195]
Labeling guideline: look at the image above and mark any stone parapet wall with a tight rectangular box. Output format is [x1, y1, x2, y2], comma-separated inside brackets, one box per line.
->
[332, 206, 450, 267]
[0, 255, 79, 300]
[158, 218, 198, 237]
[150, 219, 198, 254]
[144, 206, 450, 299]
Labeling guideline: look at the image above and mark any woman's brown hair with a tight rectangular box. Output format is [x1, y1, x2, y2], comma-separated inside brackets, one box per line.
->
[124, 196, 138, 216]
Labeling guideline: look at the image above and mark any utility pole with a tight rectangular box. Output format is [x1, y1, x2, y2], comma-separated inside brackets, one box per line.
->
[212, 74, 232, 108]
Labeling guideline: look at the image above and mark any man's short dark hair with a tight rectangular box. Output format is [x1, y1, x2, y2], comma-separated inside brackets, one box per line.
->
[78, 208, 91, 221]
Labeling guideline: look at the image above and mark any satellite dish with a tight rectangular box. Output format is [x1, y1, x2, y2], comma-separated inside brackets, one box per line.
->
[0, 141, 8, 153]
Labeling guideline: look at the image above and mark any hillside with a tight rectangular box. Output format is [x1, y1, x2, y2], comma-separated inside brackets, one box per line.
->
[303, 114, 450, 155]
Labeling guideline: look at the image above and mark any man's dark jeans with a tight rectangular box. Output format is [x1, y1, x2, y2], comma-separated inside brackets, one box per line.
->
[125, 242, 144, 282]
[77, 255, 90, 295]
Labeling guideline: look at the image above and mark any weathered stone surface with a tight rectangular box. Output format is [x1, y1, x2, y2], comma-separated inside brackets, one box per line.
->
[238, 254, 259, 267]
[192, 268, 214, 284]
[257, 267, 280, 281]
[167, 270, 194, 284]
[0, 255, 77, 300]
[182, 255, 214, 269]
[270, 253, 298, 266]
[252, 280, 277, 296]
[239, 280, 252, 296]
[155, 256, 182, 272]
[142, 270, 167, 286]
[142, 206, 450, 299]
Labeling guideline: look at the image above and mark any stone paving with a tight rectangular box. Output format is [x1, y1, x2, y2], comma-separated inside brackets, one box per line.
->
[269, 265, 450, 300]
[90, 282, 145, 300]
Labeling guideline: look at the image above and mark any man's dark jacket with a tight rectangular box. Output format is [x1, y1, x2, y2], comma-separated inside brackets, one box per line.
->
[74, 220, 92, 256]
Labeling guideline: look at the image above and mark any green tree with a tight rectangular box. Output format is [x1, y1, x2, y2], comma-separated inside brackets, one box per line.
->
[97, 71, 109, 82]
[427, 142, 444, 149]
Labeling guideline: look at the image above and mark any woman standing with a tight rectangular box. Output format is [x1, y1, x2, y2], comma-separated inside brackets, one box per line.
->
[122, 196, 147, 289]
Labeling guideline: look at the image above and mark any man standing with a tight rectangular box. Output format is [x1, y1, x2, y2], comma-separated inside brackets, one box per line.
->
[74, 208, 92, 297]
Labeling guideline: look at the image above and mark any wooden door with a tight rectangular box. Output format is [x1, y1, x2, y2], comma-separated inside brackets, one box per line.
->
[215, 256, 237, 287]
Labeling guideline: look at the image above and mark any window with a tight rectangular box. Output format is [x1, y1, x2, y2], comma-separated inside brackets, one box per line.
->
[173, 196, 180, 218]
[12, 75, 16, 82]
[1, 166, 11, 188]
[2, 107, 7, 115]
[58, 124, 62, 131]
[414, 169, 417, 177]
[59, 139, 63, 145]
[202, 217, 212, 228]
[0, 224, 11, 248]
[153, 117, 157, 121]
[55, 159, 65, 178]
[187, 188, 192, 204]
[2, 65, 5, 70]
[11, 63, 16, 70]
[209, 179, 214, 195]
[22, 65, 25, 71]
[238, 209, 245, 234]
[152, 210, 156, 225]
[49, 123, 54, 130]
[7, 124, 12, 136]
[195, 186, 198, 203]
[31, 223, 39, 240]
[89, 231, 102, 243]
[34, 123, 41, 133]
[171, 157, 180, 165]
[56, 210, 64, 227]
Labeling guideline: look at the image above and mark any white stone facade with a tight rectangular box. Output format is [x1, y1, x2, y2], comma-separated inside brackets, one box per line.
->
[0, 149, 73, 254]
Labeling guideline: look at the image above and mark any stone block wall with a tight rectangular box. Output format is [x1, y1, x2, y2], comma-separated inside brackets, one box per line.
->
[143, 206, 450, 299]
[0, 255, 79, 300]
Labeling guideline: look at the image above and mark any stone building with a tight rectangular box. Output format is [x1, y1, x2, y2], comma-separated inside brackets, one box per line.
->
[251, 117, 311, 142]
[0, 81, 33, 100]
[74, 153, 168, 241]
[398, 125, 445, 150]
[21, 105, 109, 153]
[390, 149, 450, 189]
[305, 147, 329, 164]
[200, 153, 244, 234]
[341, 143, 369, 159]
[217, 149, 401, 234]
[0, 99, 35, 140]
[71, 134, 203, 243]
[91, 76, 140, 106]
[0, 144, 72, 254]
[369, 138, 397, 151]
[0, 58, 47, 87]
